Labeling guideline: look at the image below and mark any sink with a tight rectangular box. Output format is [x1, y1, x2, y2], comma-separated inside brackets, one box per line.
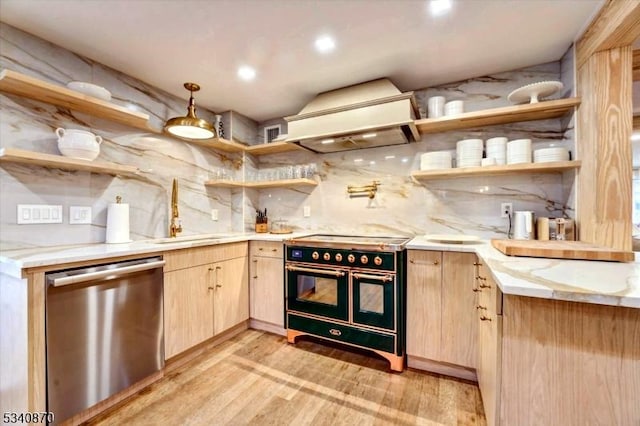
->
[149, 234, 230, 244]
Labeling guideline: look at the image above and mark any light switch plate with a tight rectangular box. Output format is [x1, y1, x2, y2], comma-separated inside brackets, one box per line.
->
[303, 205, 311, 217]
[17, 204, 63, 224]
[211, 209, 219, 221]
[69, 206, 92, 224]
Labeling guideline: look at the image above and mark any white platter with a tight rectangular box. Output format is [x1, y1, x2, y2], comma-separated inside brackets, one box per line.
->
[507, 81, 563, 104]
[66, 81, 112, 101]
[424, 234, 481, 244]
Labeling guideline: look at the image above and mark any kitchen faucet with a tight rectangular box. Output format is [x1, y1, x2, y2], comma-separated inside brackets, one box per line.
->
[169, 178, 182, 237]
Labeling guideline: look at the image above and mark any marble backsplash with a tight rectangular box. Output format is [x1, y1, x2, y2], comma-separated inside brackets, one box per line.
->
[0, 23, 575, 250]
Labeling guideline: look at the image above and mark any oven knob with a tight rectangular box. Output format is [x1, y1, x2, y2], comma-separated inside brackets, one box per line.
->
[360, 255, 369, 264]
[347, 254, 355, 263]
[374, 256, 383, 266]
[335, 253, 343, 262]
[323, 252, 331, 261]
[312, 251, 319, 260]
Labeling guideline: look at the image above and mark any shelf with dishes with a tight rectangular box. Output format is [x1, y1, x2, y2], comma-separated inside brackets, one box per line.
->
[414, 98, 580, 135]
[411, 160, 581, 181]
[0, 147, 139, 176]
[244, 140, 302, 155]
[204, 177, 318, 189]
[0, 69, 245, 153]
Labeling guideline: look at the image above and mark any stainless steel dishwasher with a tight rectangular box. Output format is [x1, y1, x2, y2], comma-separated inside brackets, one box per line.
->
[45, 256, 165, 424]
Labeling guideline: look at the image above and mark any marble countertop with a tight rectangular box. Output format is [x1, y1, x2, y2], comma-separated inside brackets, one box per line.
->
[2, 234, 638, 309]
[407, 237, 640, 309]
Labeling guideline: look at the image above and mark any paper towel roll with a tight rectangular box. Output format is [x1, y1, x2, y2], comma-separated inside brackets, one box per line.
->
[106, 202, 130, 243]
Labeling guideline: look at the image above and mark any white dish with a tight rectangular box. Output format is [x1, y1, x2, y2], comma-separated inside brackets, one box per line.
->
[66, 81, 112, 101]
[424, 234, 481, 244]
[507, 81, 563, 104]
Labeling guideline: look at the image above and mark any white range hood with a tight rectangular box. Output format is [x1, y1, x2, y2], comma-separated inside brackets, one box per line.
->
[285, 79, 420, 153]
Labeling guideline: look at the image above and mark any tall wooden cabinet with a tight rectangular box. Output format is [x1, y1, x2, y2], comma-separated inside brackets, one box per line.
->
[163, 242, 249, 359]
[249, 241, 285, 332]
[406, 250, 478, 372]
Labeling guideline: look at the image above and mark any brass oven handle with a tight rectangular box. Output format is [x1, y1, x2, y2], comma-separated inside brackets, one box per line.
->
[285, 264, 346, 277]
[352, 272, 393, 282]
[329, 329, 342, 336]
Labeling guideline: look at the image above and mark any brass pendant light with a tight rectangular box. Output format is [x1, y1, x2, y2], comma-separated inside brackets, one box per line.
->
[164, 82, 216, 140]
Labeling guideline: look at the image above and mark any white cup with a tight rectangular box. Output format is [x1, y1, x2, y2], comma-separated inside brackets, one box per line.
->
[428, 96, 446, 118]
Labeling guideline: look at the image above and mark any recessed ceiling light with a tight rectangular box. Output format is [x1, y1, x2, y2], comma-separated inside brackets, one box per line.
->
[321, 138, 335, 144]
[354, 158, 364, 163]
[315, 35, 336, 54]
[385, 155, 396, 160]
[362, 133, 377, 139]
[237, 66, 256, 81]
[369, 161, 376, 165]
[429, 0, 452, 16]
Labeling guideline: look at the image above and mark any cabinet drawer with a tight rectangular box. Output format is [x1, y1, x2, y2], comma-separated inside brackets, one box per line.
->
[250, 241, 283, 258]
[164, 242, 248, 271]
[288, 314, 395, 354]
[476, 262, 502, 315]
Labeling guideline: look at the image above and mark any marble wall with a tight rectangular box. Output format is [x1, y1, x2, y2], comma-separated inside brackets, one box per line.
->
[0, 22, 576, 250]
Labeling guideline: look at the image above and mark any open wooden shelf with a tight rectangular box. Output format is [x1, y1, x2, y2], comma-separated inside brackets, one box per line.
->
[177, 137, 247, 153]
[411, 160, 581, 181]
[204, 178, 318, 189]
[244, 141, 302, 155]
[414, 98, 581, 134]
[0, 148, 139, 176]
[0, 69, 154, 132]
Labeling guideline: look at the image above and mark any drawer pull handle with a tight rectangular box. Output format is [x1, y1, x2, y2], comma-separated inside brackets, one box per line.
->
[433, 260, 439, 265]
[479, 283, 492, 289]
[473, 262, 482, 266]
[472, 287, 481, 292]
[480, 315, 492, 321]
[272, 248, 277, 252]
[329, 329, 342, 336]
[476, 276, 486, 281]
[208, 286, 214, 290]
[476, 305, 487, 310]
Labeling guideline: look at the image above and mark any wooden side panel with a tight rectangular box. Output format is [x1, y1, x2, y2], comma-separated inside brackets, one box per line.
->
[500, 296, 640, 425]
[440, 252, 478, 369]
[633, 49, 640, 81]
[27, 272, 46, 412]
[250, 256, 284, 327]
[164, 242, 248, 272]
[577, 46, 633, 250]
[163, 265, 214, 359]
[0, 271, 29, 412]
[406, 250, 442, 360]
[214, 256, 249, 335]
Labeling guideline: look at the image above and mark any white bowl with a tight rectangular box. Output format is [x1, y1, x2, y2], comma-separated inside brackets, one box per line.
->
[486, 137, 508, 146]
[56, 128, 102, 161]
[66, 81, 112, 101]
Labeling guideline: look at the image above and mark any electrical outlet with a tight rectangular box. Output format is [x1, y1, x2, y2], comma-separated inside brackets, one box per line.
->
[69, 206, 92, 224]
[501, 203, 513, 218]
[211, 209, 219, 221]
[303, 205, 311, 218]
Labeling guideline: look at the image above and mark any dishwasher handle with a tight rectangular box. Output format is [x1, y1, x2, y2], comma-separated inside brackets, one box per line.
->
[48, 259, 165, 288]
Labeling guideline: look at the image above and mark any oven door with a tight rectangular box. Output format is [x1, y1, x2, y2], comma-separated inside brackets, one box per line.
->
[286, 263, 349, 321]
[352, 271, 395, 330]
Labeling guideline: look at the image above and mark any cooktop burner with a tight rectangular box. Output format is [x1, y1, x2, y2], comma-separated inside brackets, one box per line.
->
[286, 234, 410, 251]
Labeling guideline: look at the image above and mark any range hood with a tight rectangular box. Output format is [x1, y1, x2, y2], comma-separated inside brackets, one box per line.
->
[284, 79, 420, 153]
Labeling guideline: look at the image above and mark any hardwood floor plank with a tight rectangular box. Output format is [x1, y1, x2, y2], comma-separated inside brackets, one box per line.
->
[88, 330, 486, 426]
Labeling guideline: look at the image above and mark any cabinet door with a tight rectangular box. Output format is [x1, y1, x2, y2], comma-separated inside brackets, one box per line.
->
[477, 272, 501, 426]
[440, 252, 478, 368]
[163, 264, 215, 359]
[213, 256, 249, 335]
[406, 250, 442, 360]
[250, 255, 284, 326]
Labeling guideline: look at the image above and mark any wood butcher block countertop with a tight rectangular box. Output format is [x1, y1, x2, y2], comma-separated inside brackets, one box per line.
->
[491, 239, 635, 262]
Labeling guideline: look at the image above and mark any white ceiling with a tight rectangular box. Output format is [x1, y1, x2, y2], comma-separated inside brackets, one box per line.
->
[0, 0, 603, 122]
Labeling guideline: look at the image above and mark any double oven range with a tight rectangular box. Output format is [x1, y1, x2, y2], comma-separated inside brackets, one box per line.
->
[284, 234, 409, 371]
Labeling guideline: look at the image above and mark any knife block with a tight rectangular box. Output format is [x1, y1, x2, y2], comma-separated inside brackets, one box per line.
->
[255, 223, 268, 233]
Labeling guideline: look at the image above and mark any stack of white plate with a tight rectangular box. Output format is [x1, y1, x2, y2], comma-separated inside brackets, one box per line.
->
[420, 151, 452, 170]
[507, 139, 532, 164]
[445, 100, 464, 116]
[456, 139, 483, 168]
[485, 137, 507, 165]
[533, 147, 569, 163]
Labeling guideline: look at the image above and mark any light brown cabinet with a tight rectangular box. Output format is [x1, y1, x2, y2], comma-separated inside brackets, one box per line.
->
[406, 250, 477, 370]
[249, 241, 284, 329]
[163, 242, 249, 359]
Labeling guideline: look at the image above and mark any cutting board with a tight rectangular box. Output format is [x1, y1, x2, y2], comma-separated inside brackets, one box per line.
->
[491, 239, 634, 262]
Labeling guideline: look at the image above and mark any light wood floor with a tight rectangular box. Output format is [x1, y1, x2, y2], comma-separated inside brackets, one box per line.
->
[88, 330, 486, 425]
